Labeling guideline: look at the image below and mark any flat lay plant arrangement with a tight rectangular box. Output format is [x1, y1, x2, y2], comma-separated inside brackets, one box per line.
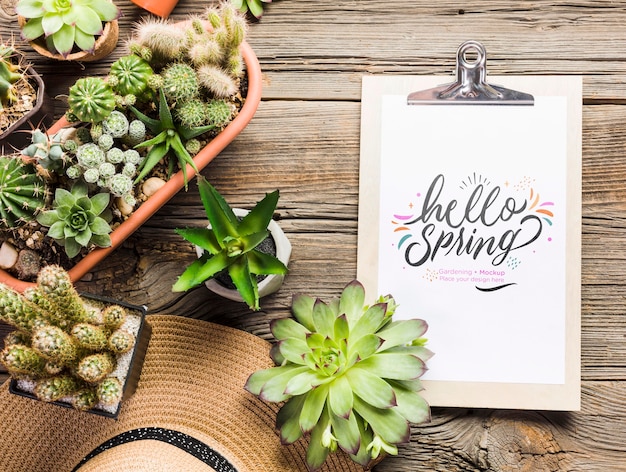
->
[0, 3, 249, 282]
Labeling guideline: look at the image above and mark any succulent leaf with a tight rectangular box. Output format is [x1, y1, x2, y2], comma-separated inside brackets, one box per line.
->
[352, 396, 410, 445]
[339, 280, 366, 328]
[327, 374, 353, 419]
[345, 367, 397, 409]
[377, 319, 428, 351]
[270, 317, 309, 341]
[291, 294, 316, 331]
[275, 394, 305, 444]
[356, 353, 426, 381]
[330, 411, 361, 455]
[299, 383, 329, 433]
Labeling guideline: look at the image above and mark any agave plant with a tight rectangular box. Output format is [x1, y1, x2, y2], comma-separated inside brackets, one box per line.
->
[16, 0, 119, 57]
[172, 177, 288, 311]
[245, 280, 432, 471]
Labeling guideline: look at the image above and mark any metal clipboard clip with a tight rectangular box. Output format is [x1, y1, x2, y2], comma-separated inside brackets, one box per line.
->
[407, 41, 534, 106]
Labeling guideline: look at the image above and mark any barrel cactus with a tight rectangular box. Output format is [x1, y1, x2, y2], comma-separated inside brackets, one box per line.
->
[245, 280, 432, 471]
[0, 265, 138, 411]
[108, 54, 154, 99]
[67, 77, 116, 123]
[0, 155, 47, 229]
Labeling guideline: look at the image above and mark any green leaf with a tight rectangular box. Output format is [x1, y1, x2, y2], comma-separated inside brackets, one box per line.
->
[349, 303, 387, 345]
[52, 23, 75, 57]
[270, 318, 310, 341]
[89, 216, 112, 235]
[15, 0, 45, 19]
[47, 220, 65, 239]
[172, 252, 230, 292]
[328, 375, 353, 419]
[129, 104, 161, 133]
[349, 334, 382, 361]
[345, 367, 397, 409]
[55, 188, 75, 207]
[36, 210, 59, 227]
[73, 27, 95, 53]
[377, 319, 428, 351]
[197, 177, 238, 242]
[178, 122, 215, 141]
[276, 395, 305, 444]
[277, 338, 310, 366]
[64, 238, 81, 258]
[349, 414, 375, 466]
[306, 414, 331, 472]
[228, 257, 258, 310]
[239, 231, 269, 253]
[73, 5, 103, 35]
[260, 365, 310, 402]
[90, 233, 111, 248]
[385, 345, 434, 363]
[90, 193, 110, 216]
[291, 294, 316, 331]
[284, 370, 329, 396]
[90, 0, 119, 21]
[41, 12, 63, 36]
[388, 380, 430, 424]
[19, 17, 45, 40]
[248, 0, 265, 18]
[334, 314, 349, 342]
[247, 249, 288, 275]
[244, 367, 277, 395]
[299, 384, 329, 433]
[238, 190, 279, 236]
[74, 228, 92, 247]
[331, 411, 361, 455]
[133, 142, 169, 184]
[175, 228, 222, 254]
[352, 396, 410, 445]
[340, 280, 366, 328]
[312, 299, 335, 338]
[357, 353, 426, 381]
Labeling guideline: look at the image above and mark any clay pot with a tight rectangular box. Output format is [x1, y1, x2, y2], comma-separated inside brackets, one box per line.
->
[0, 40, 262, 292]
[130, 0, 179, 18]
[0, 65, 53, 153]
[17, 17, 119, 62]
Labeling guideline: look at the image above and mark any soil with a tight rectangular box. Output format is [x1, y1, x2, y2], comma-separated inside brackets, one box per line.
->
[0, 74, 36, 136]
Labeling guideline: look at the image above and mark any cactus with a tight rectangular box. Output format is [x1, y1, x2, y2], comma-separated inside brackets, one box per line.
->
[162, 63, 200, 102]
[130, 18, 186, 64]
[109, 54, 154, 99]
[0, 155, 47, 229]
[102, 110, 130, 139]
[0, 266, 139, 412]
[22, 129, 68, 171]
[67, 77, 116, 124]
[36, 181, 113, 258]
[196, 64, 238, 98]
[97, 377, 122, 405]
[0, 44, 22, 109]
[174, 99, 207, 128]
[206, 99, 234, 127]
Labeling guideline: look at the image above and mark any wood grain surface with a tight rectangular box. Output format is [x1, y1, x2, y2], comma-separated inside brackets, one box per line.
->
[1, 1, 625, 470]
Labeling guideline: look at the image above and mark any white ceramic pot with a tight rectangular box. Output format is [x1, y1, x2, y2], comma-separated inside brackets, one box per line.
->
[195, 208, 291, 303]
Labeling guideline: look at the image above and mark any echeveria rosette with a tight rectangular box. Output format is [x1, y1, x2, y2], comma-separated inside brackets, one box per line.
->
[172, 177, 288, 311]
[16, 0, 120, 57]
[36, 181, 112, 258]
[245, 280, 432, 471]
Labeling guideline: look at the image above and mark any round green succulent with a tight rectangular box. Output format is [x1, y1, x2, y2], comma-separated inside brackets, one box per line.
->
[67, 77, 116, 124]
[35, 181, 112, 259]
[245, 280, 432, 471]
[109, 54, 154, 98]
[0, 155, 47, 229]
[16, 0, 120, 57]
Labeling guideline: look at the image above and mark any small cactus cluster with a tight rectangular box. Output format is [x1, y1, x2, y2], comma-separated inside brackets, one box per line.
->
[0, 155, 47, 229]
[0, 44, 22, 109]
[0, 265, 137, 410]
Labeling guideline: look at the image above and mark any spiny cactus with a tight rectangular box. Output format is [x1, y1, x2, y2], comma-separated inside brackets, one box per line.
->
[67, 77, 116, 124]
[0, 265, 139, 411]
[109, 54, 154, 99]
[36, 181, 112, 258]
[0, 44, 22, 109]
[196, 64, 238, 98]
[174, 99, 207, 128]
[206, 99, 235, 127]
[129, 18, 186, 64]
[0, 155, 47, 229]
[162, 63, 200, 102]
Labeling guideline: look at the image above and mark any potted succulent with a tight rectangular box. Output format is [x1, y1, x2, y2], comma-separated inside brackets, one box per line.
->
[173, 177, 291, 311]
[245, 280, 433, 471]
[0, 265, 151, 418]
[0, 40, 53, 152]
[0, 3, 262, 292]
[16, 0, 120, 61]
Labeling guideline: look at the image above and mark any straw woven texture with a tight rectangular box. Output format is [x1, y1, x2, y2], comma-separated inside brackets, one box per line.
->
[0, 315, 364, 472]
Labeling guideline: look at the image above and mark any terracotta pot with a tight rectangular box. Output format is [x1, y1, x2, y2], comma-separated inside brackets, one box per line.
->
[0, 64, 53, 153]
[130, 0, 179, 18]
[196, 209, 292, 304]
[17, 17, 119, 62]
[0, 41, 262, 292]
[8, 293, 151, 419]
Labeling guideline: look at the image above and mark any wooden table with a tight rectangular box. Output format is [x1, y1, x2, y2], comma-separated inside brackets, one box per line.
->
[1, 1, 625, 470]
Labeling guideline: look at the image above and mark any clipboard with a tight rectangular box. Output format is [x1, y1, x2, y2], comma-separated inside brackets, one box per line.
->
[357, 41, 581, 411]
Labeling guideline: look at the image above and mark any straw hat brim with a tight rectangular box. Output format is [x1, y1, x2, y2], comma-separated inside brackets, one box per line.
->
[0, 315, 364, 472]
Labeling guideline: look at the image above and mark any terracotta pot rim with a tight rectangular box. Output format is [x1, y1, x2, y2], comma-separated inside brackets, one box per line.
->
[0, 40, 262, 292]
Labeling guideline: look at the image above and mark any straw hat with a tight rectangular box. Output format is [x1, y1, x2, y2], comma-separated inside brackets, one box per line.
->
[0, 315, 364, 472]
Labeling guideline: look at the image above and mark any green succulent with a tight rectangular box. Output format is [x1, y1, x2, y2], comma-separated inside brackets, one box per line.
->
[232, 0, 271, 19]
[245, 280, 432, 471]
[0, 155, 47, 229]
[67, 77, 116, 124]
[16, 0, 120, 57]
[172, 177, 288, 311]
[36, 181, 112, 258]
[0, 44, 22, 109]
[130, 88, 215, 188]
[108, 54, 154, 99]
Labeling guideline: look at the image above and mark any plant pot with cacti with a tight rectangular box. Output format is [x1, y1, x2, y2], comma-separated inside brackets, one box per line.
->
[0, 265, 151, 418]
[0, 3, 262, 292]
[0, 39, 53, 153]
[173, 177, 291, 311]
[16, 0, 120, 62]
[245, 280, 433, 471]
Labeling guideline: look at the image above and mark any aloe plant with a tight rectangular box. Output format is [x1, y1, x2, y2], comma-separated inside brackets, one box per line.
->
[172, 177, 288, 311]
[245, 280, 432, 471]
[16, 0, 120, 57]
